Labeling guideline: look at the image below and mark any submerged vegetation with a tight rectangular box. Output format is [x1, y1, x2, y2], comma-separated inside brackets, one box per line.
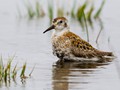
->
[17, 0, 105, 42]
[18, 1, 45, 19]
[94, 0, 105, 19]
[48, 1, 54, 23]
[75, 0, 105, 28]
[18, 0, 105, 21]
[57, 8, 64, 17]
[0, 56, 34, 86]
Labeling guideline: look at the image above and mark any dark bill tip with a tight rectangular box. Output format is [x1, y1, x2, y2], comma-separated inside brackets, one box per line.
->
[43, 25, 55, 34]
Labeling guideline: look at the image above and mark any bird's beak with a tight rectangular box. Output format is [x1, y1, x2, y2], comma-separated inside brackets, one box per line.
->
[43, 25, 55, 33]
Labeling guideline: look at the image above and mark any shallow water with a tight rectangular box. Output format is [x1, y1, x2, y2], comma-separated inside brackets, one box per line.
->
[0, 0, 120, 90]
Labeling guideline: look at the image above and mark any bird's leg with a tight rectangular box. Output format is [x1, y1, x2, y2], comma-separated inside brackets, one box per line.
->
[56, 59, 65, 65]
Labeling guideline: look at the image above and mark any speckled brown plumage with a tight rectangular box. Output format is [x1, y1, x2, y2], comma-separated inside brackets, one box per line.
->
[44, 17, 113, 61]
[52, 31, 113, 60]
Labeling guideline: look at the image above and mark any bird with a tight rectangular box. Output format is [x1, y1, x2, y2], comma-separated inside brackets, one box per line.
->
[43, 17, 113, 61]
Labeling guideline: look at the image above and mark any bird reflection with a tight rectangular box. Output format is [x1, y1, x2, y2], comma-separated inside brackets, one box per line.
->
[52, 58, 113, 90]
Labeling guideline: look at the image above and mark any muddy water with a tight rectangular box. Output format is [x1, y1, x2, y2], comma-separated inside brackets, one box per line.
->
[0, 0, 120, 90]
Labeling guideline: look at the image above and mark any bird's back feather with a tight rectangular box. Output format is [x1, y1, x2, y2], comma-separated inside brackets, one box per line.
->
[63, 31, 113, 58]
[52, 31, 114, 59]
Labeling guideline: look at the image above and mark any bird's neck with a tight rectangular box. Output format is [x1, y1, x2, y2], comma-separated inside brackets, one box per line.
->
[52, 27, 70, 36]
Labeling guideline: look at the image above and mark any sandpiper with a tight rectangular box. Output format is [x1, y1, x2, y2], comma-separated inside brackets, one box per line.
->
[43, 17, 113, 61]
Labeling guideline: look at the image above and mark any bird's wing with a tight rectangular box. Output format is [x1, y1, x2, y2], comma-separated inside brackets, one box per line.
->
[65, 32, 97, 58]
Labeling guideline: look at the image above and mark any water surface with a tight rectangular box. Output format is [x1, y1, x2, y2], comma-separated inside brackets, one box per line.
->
[0, 0, 120, 90]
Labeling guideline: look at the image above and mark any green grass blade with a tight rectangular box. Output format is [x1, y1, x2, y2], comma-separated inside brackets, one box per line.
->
[12, 63, 18, 80]
[87, 5, 94, 22]
[76, 1, 87, 28]
[71, 0, 76, 18]
[96, 19, 103, 43]
[94, 0, 105, 19]
[57, 8, 64, 17]
[76, 1, 87, 21]
[25, 1, 35, 19]
[29, 64, 35, 77]
[36, 1, 40, 17]
[20, 63, 26, 78]
[0, 56, 4, 81]
[48, 1, 53, 23]
[4, 68, 7, 84]
[83, 10, 89, 42]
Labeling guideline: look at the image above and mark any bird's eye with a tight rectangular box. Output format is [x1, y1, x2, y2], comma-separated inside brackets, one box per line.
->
[59, 20, 63, 23]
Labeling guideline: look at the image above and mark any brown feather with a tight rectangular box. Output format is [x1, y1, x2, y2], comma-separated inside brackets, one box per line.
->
[95, 50, 113, 56]
[62, 31, 113, 58]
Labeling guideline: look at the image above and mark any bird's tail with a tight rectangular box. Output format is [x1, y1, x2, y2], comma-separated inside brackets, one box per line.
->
[96, 50, 114, 57]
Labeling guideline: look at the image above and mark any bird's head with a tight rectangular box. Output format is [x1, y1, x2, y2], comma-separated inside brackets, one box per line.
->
[43, 17, 68, 33]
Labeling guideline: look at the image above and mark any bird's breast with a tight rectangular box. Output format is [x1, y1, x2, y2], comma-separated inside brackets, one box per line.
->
[51, 34, 72, 57]
[52, 35, 71, 48]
